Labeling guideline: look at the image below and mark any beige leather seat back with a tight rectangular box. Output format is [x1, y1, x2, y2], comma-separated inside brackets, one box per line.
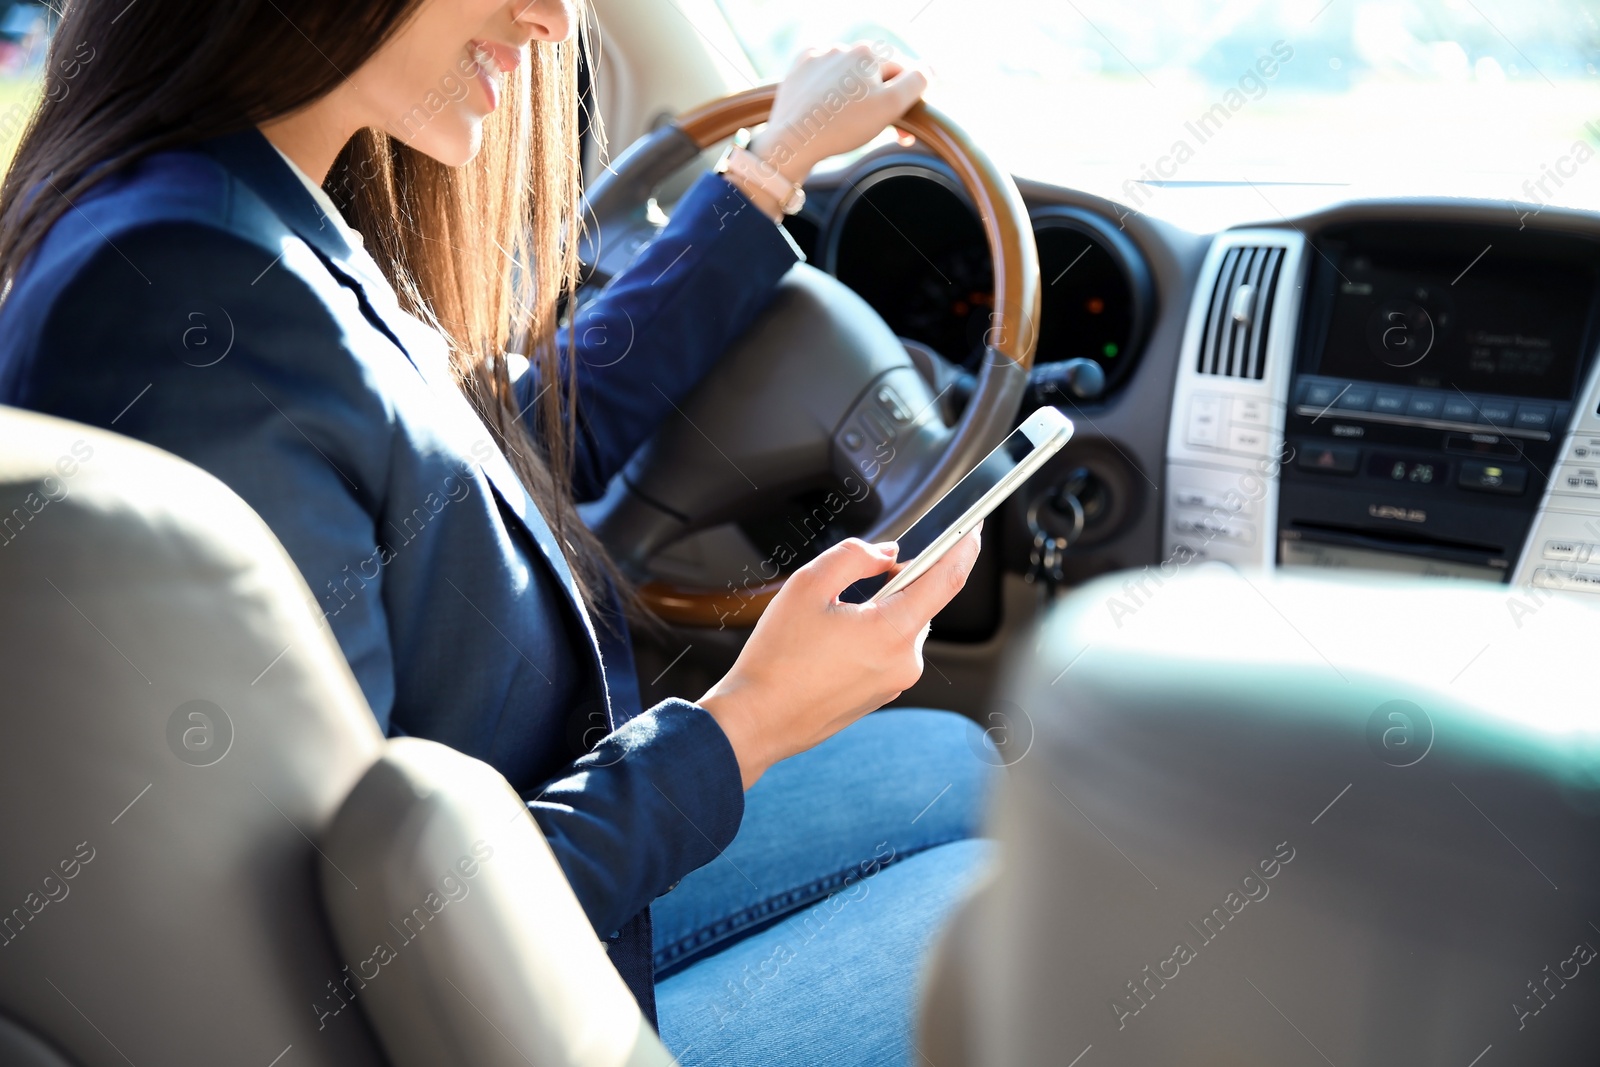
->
[0, 407, 669, 1066]
[922, 565, 1600, 1065]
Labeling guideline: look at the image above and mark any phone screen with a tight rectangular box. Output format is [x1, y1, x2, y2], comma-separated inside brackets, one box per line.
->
[841, 425, 1040, 604]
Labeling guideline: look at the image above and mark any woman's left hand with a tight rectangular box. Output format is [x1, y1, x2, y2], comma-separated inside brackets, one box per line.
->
[747, 43, 930, 190]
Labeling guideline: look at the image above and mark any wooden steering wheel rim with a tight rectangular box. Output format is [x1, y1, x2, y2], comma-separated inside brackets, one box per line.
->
[637, 85, 1041, 627]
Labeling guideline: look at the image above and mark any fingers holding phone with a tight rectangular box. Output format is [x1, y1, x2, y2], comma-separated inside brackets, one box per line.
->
[872, 521, 983, 653]
[696, 527, 980, 789]
[695, 408, 1071, 788]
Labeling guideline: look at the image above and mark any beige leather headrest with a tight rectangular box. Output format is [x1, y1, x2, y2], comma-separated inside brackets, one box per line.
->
[320, 738, 674, 1067]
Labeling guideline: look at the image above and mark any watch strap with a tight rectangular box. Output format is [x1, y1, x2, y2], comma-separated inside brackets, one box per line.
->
[715, 137, 806, 216]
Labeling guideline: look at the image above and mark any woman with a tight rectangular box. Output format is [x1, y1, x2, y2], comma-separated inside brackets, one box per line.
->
[0, 1, 991, 1062]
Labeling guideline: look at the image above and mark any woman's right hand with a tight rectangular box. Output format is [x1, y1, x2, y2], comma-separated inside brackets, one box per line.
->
[698, 527, 982, 789]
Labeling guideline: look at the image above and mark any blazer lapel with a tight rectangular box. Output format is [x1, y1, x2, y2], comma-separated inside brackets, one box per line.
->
[364, 292, 601, 631]
[369, 298, 618, 720]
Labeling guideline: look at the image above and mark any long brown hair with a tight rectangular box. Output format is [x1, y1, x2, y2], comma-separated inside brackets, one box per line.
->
[0, 0, 623, 619]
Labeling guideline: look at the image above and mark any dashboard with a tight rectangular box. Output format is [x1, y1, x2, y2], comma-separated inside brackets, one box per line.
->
[1278, 224, 1599, 582]
[1167, 221, 1600, 595]
[792, 156, 1154, 402]
[778, 151, 1600, 618]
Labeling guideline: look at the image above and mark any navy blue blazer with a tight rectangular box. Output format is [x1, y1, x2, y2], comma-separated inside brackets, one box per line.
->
[0, 128, 799, 1014]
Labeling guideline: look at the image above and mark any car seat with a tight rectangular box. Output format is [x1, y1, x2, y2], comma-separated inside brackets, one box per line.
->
[0, 405, 671, 1066]
[921, 563, 1600, 1065]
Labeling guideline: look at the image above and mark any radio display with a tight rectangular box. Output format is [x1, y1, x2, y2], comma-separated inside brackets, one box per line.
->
[1312, 238, 1597, 400]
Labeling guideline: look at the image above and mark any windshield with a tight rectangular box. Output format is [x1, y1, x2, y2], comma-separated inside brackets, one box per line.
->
[714, 0, 1600, 212]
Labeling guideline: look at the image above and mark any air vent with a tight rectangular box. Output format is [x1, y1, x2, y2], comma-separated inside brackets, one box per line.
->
[1196, 245, 1285, 379]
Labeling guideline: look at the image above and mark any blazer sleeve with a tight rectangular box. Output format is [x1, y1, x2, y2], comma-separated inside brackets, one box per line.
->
[522, 173, 802, 502]
[524, 696, 745, 938]
[12, 222, 742, 936]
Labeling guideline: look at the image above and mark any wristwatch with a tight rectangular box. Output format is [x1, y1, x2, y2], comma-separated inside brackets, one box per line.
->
[714, 128, 806, 216]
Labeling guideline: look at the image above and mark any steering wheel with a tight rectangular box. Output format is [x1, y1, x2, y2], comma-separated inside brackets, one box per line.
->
[582, 85, 1040, 626]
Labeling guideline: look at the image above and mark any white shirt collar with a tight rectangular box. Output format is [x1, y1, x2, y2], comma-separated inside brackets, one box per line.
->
[268, 142, 365, 250]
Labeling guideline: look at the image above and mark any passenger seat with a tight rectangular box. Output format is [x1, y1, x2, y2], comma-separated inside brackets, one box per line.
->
[920, 563, 1600, 1065]
[0, 405, 670, 1066]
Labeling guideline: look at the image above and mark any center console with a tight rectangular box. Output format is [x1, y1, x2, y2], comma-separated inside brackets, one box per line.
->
[1165, 220, 1600, 589]
[1279, 223, 1600, 581]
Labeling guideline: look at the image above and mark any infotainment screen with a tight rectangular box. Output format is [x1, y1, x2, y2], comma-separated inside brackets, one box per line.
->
[1315, 243, 1595, 400]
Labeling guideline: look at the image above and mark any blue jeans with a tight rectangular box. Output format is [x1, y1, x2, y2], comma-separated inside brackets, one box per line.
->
[653, 708, 996, 1066]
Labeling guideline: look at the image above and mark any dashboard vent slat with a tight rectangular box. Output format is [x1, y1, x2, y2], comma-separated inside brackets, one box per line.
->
[1197, 244, 1284, 380]
[1249, 248, 1285, 379]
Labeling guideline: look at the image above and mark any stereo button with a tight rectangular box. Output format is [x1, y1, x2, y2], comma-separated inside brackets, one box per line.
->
[1297, 443, 1360, 474]
[1556, 466, 1600, 494]
[1301, 379, 1342, 408]
[1372, 389, 1408, 414]
[1217, 520, 1256, 545]
[1407, 392, 1444, 419]
[1532, 568, 1600, 593]
[1514, 404, 1554, 431]
[1335, 385, 1375, 411]
[1477, 400, 1517, 427]
[1187, 395, 1222, 447]
[1227, 424, 1270, 455]
[1458, 461, 1527, 495]
[1544, 540, 1585, 561]
[1174, 514, 1255, 545]
[1570, 438, 1600, 462]
[1441, 396, 1479, 423]
[1553, 465, 1600, 494]
[1173, 489, 1250, 516]
[1233, 397, 1269, 424]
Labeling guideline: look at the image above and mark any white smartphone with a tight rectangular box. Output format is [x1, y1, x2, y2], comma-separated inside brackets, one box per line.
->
[846, 406, 1075, 604]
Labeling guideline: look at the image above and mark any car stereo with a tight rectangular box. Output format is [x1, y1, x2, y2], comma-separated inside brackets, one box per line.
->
[1280, 223, 1600, 580]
